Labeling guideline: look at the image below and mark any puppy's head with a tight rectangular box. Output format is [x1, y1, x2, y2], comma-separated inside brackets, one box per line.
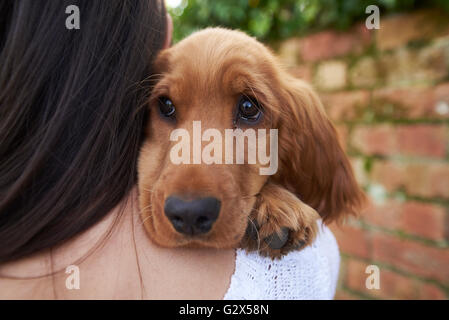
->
[138, 28, 364, 249]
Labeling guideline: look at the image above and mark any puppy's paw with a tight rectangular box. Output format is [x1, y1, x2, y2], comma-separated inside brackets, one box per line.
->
[241, 214, 318, 259]
[240, 183, 320, 259]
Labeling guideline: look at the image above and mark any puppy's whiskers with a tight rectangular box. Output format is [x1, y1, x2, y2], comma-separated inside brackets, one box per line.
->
[246, 216, 261, 252]
[140, 203, 153, 211]
[139, 213, 154, 227]
[136, 188, 154, 225]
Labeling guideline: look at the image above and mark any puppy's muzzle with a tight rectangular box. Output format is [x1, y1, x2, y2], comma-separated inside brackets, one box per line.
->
[164, 196, 221, 236]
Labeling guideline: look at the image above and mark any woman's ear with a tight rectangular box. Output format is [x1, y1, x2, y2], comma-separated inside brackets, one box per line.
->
[163, 13, 173, 49]
[274, 76, 365, 223]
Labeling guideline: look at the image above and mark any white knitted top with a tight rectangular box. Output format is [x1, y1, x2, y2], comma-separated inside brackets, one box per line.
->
[223, 222, 340, 300]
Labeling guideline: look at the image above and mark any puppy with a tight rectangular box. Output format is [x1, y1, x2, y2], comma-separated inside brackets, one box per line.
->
[138, 28, 364, 259]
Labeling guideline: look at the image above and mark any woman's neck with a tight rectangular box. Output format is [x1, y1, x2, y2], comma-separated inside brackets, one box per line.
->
[0, 188, 235, 299]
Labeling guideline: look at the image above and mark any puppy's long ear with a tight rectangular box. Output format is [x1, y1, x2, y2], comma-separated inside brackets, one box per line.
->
[274, 76, 365, 223]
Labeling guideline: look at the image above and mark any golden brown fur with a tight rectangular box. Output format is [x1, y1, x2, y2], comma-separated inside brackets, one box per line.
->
[138, 28, 365, 258]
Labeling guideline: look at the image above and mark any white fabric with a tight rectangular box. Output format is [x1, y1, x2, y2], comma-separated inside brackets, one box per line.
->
[223, 221, 340, 300]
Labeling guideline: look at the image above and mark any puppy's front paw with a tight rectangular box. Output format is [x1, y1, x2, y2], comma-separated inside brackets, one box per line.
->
[240, 183, 320, 259]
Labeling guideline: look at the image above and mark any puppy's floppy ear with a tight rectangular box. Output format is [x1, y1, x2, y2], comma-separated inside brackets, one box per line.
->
[152, 49, 171, 74]
[274, 76, 365, 223]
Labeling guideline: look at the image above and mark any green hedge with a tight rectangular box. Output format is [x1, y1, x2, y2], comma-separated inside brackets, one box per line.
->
[169, 0, 449, 42]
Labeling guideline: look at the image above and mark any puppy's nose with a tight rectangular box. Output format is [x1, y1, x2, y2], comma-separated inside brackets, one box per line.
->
[164, 196, 221, 236]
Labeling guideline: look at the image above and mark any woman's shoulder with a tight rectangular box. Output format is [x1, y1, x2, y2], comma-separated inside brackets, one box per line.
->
[223, 222, 340, 300]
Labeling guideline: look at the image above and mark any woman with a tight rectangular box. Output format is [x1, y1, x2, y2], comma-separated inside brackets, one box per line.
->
[0, 0, 339, 299]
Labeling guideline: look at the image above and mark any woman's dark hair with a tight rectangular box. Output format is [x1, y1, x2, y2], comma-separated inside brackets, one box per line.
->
[0, 0, 167, 263]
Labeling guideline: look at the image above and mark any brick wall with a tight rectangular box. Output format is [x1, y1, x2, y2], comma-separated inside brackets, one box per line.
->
[277, 9, 449, 300]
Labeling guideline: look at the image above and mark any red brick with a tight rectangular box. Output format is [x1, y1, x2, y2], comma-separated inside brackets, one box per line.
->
[378, 269, 419, 299]
[314, 60, 347, 91]
[329, 224, 371, 259]
[350, 124, 447, 158]
[397, 125, 447, 158]
[372, 232, 449, 283]
[370, 160, 449, 198]
[405, 163, 449, 198]
[345, 259, 371, 293]
[400, 202, 446, 241]
[351, 125, 397, 156]
[418, 283, 447, 300]
[320, 90, 370, 122]
[377, 9, 449, 51]
[337, 256, 348, 289]
[345, 258, 447, 299]
[378, 42, 449, 87]
[373, 84, 449, 119]
[346, 259, 415, 299]
[288, 64, 312, 82]
[350, 157, 368, 186]
[362, 198, 402, 230]
[435, 83, 449, 110]
[278, 38, 302, 66]
[370, 161, 405, 192]
[334, 289, 361, 300]
[363, 198, 447, 241]
[350, 56, 379, 88]
[428, 164, 449, 199]
[299, 24, 371, 62]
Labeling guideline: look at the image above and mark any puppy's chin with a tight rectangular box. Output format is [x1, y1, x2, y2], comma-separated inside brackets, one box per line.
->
[139, 190, 253, 250]
[141, 213, 245, 250]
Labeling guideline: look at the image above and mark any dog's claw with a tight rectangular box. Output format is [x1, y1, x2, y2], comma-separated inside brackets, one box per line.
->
[264, 227, 289, 250]
[244, 220, 260, 241]
[290, 239, 307, 251]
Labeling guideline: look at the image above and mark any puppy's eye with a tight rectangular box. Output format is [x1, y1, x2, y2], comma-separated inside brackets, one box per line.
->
[237, 96, 262, 123]
[158, 96, 175, 117]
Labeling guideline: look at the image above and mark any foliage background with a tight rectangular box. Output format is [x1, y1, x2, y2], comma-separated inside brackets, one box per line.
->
[168, 0, 449, 42]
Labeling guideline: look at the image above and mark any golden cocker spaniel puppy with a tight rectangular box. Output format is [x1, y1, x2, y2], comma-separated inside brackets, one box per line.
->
[138, 28, 364, 259]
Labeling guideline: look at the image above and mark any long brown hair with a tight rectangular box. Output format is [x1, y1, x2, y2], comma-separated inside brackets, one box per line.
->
[0, 0, 167, 263]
